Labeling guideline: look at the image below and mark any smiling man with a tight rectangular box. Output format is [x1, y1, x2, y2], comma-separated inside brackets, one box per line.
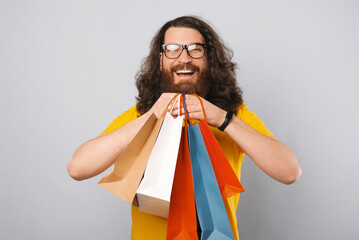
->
[68, 16, 301, 240]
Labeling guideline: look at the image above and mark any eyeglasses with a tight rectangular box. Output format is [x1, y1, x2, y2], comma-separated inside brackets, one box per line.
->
[161, 43, 207, 59]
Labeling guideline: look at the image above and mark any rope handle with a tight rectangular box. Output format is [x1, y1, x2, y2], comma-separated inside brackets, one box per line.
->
[191, 94, 207, 122]
[181, 93, 192, 126]
[169, 94, 181, 117]
[182, 94, 192, 126]
[161, 93, 181, 118]
[182, 93, 207, 125]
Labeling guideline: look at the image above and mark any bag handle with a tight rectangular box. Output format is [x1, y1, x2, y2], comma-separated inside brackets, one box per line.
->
[182, 93, 207, 125]
[161, 93, 181, 118]
[180, 93, 191, 126]
[182, 93, 192, 126]
[169, 94, 181, 117]
[191, 94, 207, 122]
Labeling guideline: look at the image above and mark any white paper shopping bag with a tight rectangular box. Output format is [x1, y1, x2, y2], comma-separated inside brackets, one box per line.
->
[136, 94, 184, 218]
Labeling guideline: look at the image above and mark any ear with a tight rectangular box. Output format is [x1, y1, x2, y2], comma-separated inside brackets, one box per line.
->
[159, 52, 163, 71]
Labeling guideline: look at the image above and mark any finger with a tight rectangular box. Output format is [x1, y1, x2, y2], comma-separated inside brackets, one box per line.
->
[186, 111, 204, 121]
[162, 92, 177, 99]
[184, 94, 194, 105]
[171, 109, 178, 115]
[186, 104, 203, 114]
[171, 108, 186, 116]
[185, 94, 201, 105]
[172, 103, 179, 110]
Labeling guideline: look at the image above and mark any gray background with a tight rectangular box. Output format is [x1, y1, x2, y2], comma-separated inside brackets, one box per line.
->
[1, 0, 358, 239]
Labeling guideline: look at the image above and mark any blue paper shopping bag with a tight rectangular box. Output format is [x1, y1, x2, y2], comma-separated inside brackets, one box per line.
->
[183, 94, 234, 240]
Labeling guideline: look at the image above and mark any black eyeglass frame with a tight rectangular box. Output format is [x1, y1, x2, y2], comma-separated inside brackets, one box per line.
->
[161, 43, 208, 59]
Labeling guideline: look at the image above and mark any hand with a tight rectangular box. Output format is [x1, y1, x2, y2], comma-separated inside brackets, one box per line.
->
[146, 93, 178, 118]
[171, 94, 227, 128]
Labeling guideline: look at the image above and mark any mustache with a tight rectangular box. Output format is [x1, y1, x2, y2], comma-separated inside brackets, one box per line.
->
[170, 63, 200, 72]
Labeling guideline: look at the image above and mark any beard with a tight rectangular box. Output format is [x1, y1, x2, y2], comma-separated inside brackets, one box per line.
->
[160, 63, 211, 98]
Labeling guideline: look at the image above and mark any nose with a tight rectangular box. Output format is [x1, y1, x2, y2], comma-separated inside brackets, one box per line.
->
[177, 48, 191, 64]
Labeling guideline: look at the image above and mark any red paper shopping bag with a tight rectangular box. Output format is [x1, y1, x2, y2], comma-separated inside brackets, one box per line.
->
[193, 94, 245, 199]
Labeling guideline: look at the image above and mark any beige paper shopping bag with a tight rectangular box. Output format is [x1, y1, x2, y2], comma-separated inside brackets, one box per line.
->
[97, 94, 180, 205]
[97, 113, 163, 205]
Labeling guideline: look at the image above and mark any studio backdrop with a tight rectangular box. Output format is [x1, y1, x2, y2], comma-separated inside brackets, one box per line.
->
[0, 0, 358, 239]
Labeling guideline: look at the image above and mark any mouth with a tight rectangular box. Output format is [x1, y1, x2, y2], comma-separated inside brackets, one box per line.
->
[175, 69, 195, 76]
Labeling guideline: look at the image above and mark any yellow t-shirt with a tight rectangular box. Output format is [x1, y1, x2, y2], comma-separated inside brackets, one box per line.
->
[101, 103, 274, 240]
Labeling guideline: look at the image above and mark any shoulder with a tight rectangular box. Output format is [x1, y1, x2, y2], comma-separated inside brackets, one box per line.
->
[235, 102, 251, 120]
[235, 103, 275, 137]
[101, 104, 139, 134]
[111, 104, 140, 124]
[121, 104, 140, 119]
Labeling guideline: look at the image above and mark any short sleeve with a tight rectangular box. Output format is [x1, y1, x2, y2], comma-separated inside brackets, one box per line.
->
[101, 105, 139, 134]
[236, 103, 275, 138]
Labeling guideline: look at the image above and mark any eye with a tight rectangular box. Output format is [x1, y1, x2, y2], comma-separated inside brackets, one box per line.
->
[166, 44, 180, 51]
[187, 44, 202, 52]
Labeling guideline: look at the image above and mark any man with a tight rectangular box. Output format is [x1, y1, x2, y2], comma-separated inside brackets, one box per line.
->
[68, 16, 301, 240]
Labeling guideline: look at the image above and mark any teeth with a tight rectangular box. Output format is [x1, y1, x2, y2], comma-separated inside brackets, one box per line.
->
[176, 70, 194, 74]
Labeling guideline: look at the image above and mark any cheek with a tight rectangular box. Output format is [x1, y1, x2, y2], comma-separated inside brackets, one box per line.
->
[162, 60, 175, 71]
[197, 61, 207, 72]
[195, 57, 207, 68]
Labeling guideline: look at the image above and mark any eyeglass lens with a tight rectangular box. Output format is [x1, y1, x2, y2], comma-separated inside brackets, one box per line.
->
[164, 44, 205, 59]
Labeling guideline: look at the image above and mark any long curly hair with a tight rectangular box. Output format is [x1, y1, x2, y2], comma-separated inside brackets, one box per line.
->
[136, 16, 243, 115]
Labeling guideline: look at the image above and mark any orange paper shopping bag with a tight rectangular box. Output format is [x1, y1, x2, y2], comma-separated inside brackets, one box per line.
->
[166, 126, 198, 240]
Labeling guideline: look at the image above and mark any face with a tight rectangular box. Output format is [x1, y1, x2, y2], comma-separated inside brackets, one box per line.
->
[160, 27, 210, 96]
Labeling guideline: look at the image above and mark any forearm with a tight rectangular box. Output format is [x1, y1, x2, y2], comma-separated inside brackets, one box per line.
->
[67, 112, 151, 181]
[68, 93, 180, 181]
[225, 117, 301, 184]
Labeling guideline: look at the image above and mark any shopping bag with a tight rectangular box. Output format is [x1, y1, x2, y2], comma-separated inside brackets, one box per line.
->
[192, 94, 245, 199]
[97, 94, 180, 205]
[97, 114, 162, 205]
[183, 94, 234, 240]
[136, 94, 184, 218]
[166, 122, 198, 239]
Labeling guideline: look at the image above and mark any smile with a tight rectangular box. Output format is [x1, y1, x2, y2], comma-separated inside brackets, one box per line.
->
[175, 70, 194, 75]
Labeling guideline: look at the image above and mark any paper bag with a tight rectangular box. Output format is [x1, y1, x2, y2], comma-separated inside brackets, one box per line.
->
[184, 94, 234, 240]
[97, 113, 163, 205]
[97, 94, 180, 205]
[166, 125, 198, 239]
[191, 94, 244, 200]
[136, 94, 184, 218]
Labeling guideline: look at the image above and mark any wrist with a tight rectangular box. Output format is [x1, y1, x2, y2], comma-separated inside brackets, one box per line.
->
[215, 110, 227, 128]
[218, 110, 234, 131]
